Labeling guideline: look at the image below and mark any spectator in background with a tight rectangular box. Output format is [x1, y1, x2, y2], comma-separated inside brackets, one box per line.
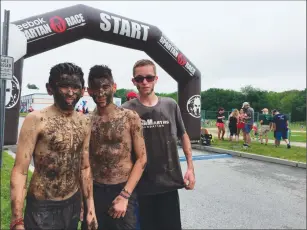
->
[251, 122, 259, 140]
[28, 106, 34, 113]
[242, 102, 254, 148]
[237, 108, 245, 139]
[228, 109, 239, 142]
[126, 91, 138, 101]
[216, 107, 226, 140]
[272, 109, 291, 149]
[259, 108, 272, 145]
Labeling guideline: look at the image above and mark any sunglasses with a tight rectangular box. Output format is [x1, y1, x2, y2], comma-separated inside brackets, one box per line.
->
[134, 75, 155, 83]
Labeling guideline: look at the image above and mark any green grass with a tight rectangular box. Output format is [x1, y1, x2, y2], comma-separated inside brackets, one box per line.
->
[210, 139, 306, 163]
[1, 152, 84, 229]
[268, 131, 306, 143]
[19, 113, 28, 117]
[1, 152, 33, 230]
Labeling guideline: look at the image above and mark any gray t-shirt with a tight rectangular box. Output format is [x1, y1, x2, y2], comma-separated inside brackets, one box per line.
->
[121, 97, 186, 195]
[244, 107, 254, 125]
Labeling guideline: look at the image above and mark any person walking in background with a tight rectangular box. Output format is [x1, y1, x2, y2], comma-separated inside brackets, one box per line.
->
[251, 122, 259, 140]
[272, 109, 291, 149]
[259, 108, 273, 145]
[228, 109, 239, 142]
[242, 102, 254, 148]
[216, 107, 226, 140]
[237, 108, 245, 140]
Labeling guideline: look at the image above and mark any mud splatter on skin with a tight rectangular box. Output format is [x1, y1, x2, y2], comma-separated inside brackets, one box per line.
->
[89, 218, 97, 230]
[52, 74, 83, 110]
[89, 78, 113, 108]
[90, 107, 142, 184]
[28, 112, 87, 200]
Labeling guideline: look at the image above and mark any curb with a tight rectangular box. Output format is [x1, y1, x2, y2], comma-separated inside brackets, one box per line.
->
[191, 144, 306, 169]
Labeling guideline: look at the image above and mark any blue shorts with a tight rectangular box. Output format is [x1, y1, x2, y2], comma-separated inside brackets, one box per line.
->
[243, 124, 252, 133]
[274, 130, 288, 140]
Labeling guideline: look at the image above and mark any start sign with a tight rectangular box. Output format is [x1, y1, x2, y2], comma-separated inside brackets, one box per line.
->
[0, 56, 13, 80]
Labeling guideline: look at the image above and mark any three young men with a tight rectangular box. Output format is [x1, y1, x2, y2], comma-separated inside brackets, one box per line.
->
[122, 59, 195, 230]
[11, 60, 194, 230]
[10, 63, 98, 230]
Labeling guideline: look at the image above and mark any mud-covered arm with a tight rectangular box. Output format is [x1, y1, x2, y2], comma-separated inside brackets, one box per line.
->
[123, 111, 147, 195]
[10, 113, 39, 222]
[80, 121, 95, 217]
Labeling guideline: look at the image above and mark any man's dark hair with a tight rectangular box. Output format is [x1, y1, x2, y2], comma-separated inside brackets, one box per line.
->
[48, 62, 84, 88]
[88, 65, 114, 87]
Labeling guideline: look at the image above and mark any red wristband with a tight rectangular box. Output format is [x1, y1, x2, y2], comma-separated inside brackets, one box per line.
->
[10, 217, 24, 230]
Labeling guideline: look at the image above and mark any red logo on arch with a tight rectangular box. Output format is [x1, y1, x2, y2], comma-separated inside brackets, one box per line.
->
[49, 16, 67, 33]
[177, 53, 187, 66]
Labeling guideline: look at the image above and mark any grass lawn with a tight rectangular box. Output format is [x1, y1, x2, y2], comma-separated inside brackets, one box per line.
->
[210, 139, 306, 163]
[19, 113, 28, 117]
[257, 130, 305, 143]
[1, 152, 33, 230]
[1, 152, 84, 229]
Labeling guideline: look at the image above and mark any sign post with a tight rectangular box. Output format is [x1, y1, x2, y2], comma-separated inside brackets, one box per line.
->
[0, 10, 11, 168]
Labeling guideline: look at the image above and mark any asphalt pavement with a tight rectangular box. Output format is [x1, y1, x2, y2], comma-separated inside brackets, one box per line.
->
[178, 148, 306, 229]
[15, 117, 307, 229]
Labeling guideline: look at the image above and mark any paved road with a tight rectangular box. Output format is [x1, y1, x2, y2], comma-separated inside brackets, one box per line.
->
[178, 148, 306, 229]
[15, 117, 306, 229]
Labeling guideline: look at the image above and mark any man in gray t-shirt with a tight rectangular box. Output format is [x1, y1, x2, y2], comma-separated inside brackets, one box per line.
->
[242, 102, 254, 147]
[122, 59, 195, 230]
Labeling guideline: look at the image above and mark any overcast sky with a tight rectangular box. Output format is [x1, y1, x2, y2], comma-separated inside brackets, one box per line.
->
[1, 1, 306, 93]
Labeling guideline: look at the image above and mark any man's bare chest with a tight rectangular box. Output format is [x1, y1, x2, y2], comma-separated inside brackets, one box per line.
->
[91, 117, 130, 144]
[40, 117, 86, 152]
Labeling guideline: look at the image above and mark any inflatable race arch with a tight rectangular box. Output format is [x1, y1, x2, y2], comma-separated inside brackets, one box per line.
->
[4, 4, 201, 145]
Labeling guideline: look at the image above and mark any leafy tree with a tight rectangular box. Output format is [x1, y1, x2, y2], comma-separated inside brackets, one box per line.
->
[115, 86, 306, 122]
[27, 83, 39, 89]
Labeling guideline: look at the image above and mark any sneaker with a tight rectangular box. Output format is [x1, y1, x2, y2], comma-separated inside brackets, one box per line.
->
[287, 144, 291, 149]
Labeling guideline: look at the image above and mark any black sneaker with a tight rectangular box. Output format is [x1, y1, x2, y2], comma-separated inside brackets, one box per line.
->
[287, 144, 291, 149]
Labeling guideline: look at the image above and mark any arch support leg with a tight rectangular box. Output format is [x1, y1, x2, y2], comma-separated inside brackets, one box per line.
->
[178, 77, 201, 143]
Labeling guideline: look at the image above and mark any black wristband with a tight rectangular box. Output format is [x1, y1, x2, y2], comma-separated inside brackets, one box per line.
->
[119, 192, 130, 199]
[122, 188, 131, 196]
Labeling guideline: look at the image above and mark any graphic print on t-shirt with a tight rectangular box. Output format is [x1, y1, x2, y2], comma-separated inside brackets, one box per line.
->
[141, 118, 170, 129]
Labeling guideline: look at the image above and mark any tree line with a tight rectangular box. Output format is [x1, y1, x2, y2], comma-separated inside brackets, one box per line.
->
[115, 85, 306, 122]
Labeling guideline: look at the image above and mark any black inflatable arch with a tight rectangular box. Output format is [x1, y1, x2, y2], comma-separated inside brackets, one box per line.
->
[5, 4, 201, 145]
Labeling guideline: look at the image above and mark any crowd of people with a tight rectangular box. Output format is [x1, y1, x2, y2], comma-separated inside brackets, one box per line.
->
[10, 60, 195, 230]
[215, 103, 291, 149]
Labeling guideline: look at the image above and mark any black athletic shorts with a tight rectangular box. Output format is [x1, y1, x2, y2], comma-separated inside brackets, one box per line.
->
[81, 181, 139, 230]
[138, 190, 182, 230]
[24, 190, 81, 230]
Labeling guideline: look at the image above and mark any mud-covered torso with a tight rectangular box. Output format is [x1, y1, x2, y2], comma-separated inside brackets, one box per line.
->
[28, 111, 89, 200]
[90, 107, 135, 184]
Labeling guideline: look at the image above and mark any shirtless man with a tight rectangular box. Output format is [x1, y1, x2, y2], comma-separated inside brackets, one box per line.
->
[10, 63, 98, 230]
[81, 65, 147, 230]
